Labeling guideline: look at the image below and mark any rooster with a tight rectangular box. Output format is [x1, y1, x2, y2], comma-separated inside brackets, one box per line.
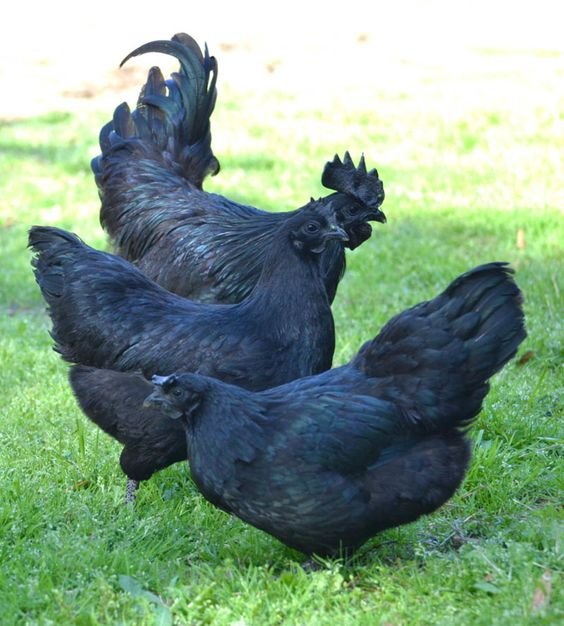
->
[92, 33, 386, 304]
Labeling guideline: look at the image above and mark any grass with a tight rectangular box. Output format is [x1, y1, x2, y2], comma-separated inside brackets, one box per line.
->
[0, 42, 562, 625]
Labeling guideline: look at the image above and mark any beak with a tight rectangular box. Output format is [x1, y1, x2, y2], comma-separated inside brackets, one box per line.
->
[143, 387, 184, 419]
[143, 390, 165, 409]
[371, 208, 387, 224]
[325, 224, 349, 243]
[143, 374, 172, 408]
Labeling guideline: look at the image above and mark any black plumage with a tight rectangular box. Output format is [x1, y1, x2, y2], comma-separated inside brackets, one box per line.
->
[92, 33, 386, 304]
[30, 203, 350, 499]
[69, 366, 186, 492]
[29, 202, 346, 388]
[134, 262, 526, 557]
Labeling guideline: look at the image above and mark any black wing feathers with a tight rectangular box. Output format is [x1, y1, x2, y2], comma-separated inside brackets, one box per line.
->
[69, 365, 187, 482]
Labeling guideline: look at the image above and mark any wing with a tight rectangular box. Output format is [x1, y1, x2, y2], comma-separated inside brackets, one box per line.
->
[94, 98, 282, 302]
[124, 192, 284, 303]
[205, 388, 415, 554]
[266, 391, 410, 474]
[69, 365, 187, 481]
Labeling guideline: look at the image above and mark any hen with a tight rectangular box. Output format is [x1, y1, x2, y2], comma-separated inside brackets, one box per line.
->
[29, 202, 345, 387]
[92, 33, 386, 304]
[139, 262, 526, 557]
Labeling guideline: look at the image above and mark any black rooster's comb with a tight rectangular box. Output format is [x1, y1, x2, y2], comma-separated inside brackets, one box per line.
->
[321, 151, 385, 209]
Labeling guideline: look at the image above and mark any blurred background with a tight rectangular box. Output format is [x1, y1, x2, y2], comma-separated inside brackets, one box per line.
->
[0, 2, 562, 622]
[1, 0, 562, 217]
[1, 0, 562, 119]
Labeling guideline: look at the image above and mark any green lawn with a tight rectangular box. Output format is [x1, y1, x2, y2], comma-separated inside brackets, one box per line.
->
[0, 44, 562, 625]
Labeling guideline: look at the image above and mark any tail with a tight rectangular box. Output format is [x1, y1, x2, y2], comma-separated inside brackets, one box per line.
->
[92, 32, 220, 191]
[28, 224, 177, 368]
[353, 262, 526, 431]
[29, 225, 108, 363]
[28, 225, 85, 302]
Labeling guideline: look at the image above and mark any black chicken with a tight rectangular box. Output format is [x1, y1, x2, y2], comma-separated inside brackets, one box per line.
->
[68, 263, 525, 518]
[92, 33, 386, 304]
[30, 204, 348, 499]
[138, 262, 526, 557]
[29, 202, 345, 387]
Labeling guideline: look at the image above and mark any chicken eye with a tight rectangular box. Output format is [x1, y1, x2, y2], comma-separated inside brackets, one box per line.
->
[347, 205, 360, 216]
[172, 389, 182, 397]
[305, 222, 319, 233]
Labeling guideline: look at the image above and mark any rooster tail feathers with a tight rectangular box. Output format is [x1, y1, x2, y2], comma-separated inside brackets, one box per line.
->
[353, 262, 526, 431]
[97, 33, 220, 189]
